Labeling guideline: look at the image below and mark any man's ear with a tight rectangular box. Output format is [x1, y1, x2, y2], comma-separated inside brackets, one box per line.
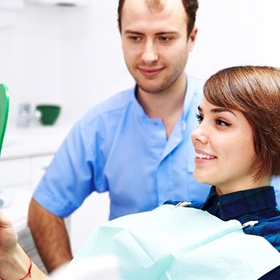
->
[187, 26, 198, 52]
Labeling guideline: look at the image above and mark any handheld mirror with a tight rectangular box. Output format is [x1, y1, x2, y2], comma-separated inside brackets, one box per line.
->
[0, 84, 9, 154]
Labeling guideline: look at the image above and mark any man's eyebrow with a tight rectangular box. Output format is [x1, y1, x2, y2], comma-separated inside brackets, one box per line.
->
[124, 30, 179, 36]
[198, 105, 236, 115]
[124, 30, 143, 35]
[155, 31, 179, 36]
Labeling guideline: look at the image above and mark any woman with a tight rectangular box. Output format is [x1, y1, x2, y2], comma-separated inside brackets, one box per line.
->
[191, 65, 280, 279]
[1, 66, 280, 279]
[69, 66, 280, 279]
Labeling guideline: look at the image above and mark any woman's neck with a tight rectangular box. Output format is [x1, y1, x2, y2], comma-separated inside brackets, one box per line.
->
[215, 176, 271, 196]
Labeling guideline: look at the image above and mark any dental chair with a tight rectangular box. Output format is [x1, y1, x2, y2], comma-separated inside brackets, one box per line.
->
[0, 84, 9, 154]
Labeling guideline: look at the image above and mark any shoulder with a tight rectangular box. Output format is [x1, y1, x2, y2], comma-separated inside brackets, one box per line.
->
[183, 75, 205, 115]
[244, 214, 280, 252]
[65, 86, 137, 145]
[52, 87, 137, 177]
[76, 87, 136, 128]
[187, 75, 205, 95]
[86, 87, 135, 119]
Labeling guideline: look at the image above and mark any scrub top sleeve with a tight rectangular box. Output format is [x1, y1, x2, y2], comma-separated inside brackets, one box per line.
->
[33, 120, 97, 218]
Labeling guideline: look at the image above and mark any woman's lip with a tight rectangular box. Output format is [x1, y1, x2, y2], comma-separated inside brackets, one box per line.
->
[194, 149, 217, 163]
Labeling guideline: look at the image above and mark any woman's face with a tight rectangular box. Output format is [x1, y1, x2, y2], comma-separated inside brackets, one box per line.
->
[191, 98, 263, 195]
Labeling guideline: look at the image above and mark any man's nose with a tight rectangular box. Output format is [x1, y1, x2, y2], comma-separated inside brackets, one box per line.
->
[141, 41, 158, 64]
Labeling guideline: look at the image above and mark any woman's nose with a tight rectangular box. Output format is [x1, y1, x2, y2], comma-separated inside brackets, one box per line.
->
[191, 125, 208, 145]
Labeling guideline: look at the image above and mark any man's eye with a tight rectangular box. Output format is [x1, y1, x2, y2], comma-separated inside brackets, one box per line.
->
[159, 36, 171, 42]
[128, 36, 141, 41]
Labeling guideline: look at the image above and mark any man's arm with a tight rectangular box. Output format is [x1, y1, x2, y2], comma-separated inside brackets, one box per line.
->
[28, 198, 73, 273]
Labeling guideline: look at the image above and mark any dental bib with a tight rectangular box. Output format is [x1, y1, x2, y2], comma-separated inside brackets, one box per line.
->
[68, 205, 280, 280]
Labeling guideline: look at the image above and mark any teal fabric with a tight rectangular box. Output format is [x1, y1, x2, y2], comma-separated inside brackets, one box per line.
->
[69, 205, 280, 280]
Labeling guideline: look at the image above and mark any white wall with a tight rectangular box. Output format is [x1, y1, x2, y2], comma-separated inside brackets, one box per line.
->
[188, 0, 280, 79]
[0, 1, 280, 126]
[0, 1, 132, 126]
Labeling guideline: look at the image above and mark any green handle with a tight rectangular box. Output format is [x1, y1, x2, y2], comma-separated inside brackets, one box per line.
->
[0, 84, 10, 155]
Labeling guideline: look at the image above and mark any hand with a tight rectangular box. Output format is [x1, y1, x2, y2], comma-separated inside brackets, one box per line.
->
[0, 211, 18, 263]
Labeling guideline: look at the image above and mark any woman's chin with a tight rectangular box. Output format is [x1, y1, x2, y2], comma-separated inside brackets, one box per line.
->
[193, 172, 213, 185]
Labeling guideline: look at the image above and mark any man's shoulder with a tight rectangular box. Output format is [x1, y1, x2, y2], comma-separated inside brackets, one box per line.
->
[188, 75, 205, 84]
[183, 75, 205, 110]
[82, 87, 136, 121]
[187, 75, 205, 94]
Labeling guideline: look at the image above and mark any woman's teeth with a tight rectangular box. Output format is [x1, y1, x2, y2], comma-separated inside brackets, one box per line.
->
[196, 153, 215, 159]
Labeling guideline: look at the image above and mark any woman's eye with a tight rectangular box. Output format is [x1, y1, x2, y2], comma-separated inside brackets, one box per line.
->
[215, 119, 231, 126]
[196, 114, 203, 123]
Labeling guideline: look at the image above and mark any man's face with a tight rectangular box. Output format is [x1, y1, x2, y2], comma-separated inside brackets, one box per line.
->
[120, 0, 197, 95]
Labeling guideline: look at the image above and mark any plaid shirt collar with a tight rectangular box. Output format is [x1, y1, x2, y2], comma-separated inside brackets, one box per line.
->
[201, 186, 277, 221]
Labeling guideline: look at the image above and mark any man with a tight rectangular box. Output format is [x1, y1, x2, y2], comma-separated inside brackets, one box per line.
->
[28, 0, 210, 273]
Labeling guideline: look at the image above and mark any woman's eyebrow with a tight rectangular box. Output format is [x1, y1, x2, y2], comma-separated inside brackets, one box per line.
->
[211, 107, 236, 116]
[197, 105, 236, 116]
